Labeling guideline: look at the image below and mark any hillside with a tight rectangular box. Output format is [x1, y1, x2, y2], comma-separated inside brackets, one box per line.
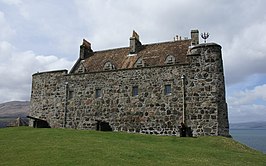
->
[230, 121, 266, 129]
[0, 127, 265, 166]
[0, 101, 29, 127]
[0, 101, 29, 117]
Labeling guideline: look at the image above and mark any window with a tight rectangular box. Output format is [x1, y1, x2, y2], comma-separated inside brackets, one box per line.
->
[68, 90, 74, 99]
[103, 61, 115, 70]
[134, 58, 144, 67]
[165, 55, 175, 64]
[95, 88, 102, 98]
[132, 86, 138, 96]
[164, 84, 171, 95]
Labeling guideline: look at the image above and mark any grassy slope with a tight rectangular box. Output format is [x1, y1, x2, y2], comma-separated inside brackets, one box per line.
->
[0, 127, 265, 166]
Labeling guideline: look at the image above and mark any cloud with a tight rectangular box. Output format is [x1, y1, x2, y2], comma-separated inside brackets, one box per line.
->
[0, 11, 15, 40]
[0, 41, 74, 103]
[0, 1, 86, 58]
[73, 1, 255, 44]
[228, 84, 266, 123]
[1, 0, 22, 5]
[228, 84, 266, 105]
[224, 21, 266, 85]
[229, 104, 266, 123]
[0, 0, 29, 19]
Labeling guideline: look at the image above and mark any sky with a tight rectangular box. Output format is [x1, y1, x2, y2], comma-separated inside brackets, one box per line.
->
[0, 0, 266, 123]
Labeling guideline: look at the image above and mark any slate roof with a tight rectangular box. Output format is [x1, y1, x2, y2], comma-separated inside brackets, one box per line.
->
[72, 39, 192, 73]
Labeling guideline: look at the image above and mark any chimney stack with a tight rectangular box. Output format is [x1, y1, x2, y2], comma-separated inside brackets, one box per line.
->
[80, 39, 93, 60]
[130, 30, 142, 54]
[191, 30, 199, 45]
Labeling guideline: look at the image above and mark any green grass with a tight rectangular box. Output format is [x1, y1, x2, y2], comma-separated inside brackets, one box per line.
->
[0, 127, 265, 166]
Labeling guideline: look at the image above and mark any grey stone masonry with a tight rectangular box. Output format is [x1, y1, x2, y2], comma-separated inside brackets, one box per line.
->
[30, 36, 230, 137]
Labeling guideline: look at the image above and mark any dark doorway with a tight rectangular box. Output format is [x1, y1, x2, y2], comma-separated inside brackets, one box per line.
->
[33, 120, 50, 128]
[96, 120, 112, 131]
[178, 123, 192, 137]
[27, 116, 51, 128]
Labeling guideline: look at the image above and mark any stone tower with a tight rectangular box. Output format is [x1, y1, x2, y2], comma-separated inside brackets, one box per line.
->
[187, 43, 229, 136]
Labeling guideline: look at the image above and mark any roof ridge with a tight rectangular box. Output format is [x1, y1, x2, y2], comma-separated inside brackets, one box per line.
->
[143, 39, 191, 46]
[93, 39, 191, 53]
[93, 46, 129, 54]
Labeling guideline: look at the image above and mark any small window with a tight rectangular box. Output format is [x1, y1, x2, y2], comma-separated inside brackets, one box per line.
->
[165, 55, 175, 64]
[96, 88, 102, 98]
[68, 90, 74, 99]
[164, 85, 171, 95]
[134, 58, 144, 67]
[132, 86, 138, 96]
[104, 62, 115, 70]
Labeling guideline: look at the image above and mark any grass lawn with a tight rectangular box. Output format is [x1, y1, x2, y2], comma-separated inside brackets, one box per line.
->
[0, 127, 265, 166]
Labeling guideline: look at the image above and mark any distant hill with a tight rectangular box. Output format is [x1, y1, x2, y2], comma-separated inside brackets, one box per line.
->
[0, 101, 29, 128]
[0, 101, 29, 117]
[230, 121, 266, 129]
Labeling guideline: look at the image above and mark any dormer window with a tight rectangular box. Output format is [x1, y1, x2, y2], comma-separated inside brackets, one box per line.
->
[103, 62, 115, 70]
[165, 55, 175, 64]
[134, 58, 144, 68]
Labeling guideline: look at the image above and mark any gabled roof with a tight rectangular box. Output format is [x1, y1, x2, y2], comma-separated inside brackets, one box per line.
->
[76, 39, 191, 73]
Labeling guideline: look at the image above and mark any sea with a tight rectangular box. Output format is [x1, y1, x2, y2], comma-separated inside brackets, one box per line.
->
[230, 129, 266, 154]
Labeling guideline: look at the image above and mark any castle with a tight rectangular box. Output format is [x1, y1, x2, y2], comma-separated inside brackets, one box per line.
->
[29, 30, 230, 137]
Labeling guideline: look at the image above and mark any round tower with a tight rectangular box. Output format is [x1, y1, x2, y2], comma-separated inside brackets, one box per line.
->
[186, 43, 230, 136]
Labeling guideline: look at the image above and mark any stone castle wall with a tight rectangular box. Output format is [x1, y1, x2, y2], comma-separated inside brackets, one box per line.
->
[30, 43, 229, 136]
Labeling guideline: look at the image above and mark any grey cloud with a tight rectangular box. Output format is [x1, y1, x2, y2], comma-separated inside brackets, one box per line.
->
[0, 41, 73, 103]
[224, 21, 266, 85]
[229, 104, 266, 123]
[227, 83, 266, 123]
[0, 11, 15, 40]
